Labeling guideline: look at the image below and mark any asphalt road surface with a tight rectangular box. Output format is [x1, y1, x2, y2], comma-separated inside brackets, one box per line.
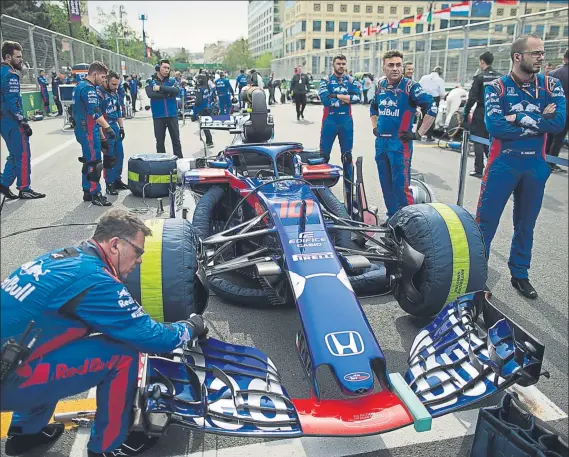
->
[1, 100, 568, 457]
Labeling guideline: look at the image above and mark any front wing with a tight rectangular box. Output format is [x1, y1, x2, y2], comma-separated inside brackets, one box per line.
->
[142, 291, 544, 438]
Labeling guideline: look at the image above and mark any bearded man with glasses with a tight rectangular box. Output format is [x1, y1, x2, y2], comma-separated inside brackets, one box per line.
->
[476, 34, 566, 299]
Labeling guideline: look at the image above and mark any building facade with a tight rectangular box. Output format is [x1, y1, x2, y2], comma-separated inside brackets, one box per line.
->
[248, 0, 285, 60]
[204, 41, 231, 64]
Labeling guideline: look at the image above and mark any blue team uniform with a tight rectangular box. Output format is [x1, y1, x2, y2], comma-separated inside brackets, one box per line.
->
[37, 75, 50, 113]
[214, 77, 234, 115]
[97, 86, 124, 185]
[235, 74, 248, 108]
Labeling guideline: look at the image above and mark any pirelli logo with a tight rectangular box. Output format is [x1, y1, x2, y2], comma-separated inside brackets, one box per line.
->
[292, 252, 334, 262]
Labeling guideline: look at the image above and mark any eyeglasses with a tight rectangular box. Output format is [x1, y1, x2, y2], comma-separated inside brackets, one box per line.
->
[120, 238, 145, 258]
[521, 51, 546, 58]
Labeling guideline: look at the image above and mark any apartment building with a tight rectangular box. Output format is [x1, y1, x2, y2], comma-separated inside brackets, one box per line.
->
[248, 0, 286, 59]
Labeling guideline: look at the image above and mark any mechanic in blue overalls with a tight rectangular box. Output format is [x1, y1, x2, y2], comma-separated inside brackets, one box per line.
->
[97, 70, 128, 196]
[117, 75, 126, 117]
[370, 50, 438, 223]
[477, 35, 566, 299]
[193, 73, 214, 147]
[128, 74, 140, 112]
[0, 41, 45, 200]
[235, 69, 248, 109]
[73, 61, 115, 206]
[318, 54, 360, 201]
[214, 71, 234, 115]
[1, 209, 208, 457]
[37, 69, 50, 115]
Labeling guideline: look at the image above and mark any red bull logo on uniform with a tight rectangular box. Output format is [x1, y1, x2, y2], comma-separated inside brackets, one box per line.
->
[55, 356, 122, 379]
[1, 276, 36, 302]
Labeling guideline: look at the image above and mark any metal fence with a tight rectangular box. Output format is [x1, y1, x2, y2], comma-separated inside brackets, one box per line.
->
[0, 15, 155, 90]
[271, 7, 568, 86]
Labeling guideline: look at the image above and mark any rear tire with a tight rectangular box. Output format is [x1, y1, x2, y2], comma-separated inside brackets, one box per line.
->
[388, 203, 487, 317]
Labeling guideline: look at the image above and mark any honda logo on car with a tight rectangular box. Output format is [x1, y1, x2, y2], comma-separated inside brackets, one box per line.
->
[289, 231, 326, 248]
[325, 331, 365, 357]
[292, 252, 334, 262]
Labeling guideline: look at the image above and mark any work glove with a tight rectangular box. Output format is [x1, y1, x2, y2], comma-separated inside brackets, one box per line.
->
[181, 314, 208, 340]
[21, 121, 33, 137]
[104, 126, 116, 139]
[399, 131, 421, 143]
[101, 138, 109, 153]
[119, 127, 125, 141]
[328, 93, 338, 99]
[372, 127, 378, 137]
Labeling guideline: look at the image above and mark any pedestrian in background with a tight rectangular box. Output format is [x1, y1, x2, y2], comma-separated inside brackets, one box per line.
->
[464, 51, 502, 177]
[477, 34, 566, 299]
[73, 61, 115, 206]
[290, 65, 310, 120]
[145, 59, 182, 158]
[51, 71, 63, 116]
[37, 69, 50, 115]
[543, 62, 555, 76]
[546, 48, 568, 173]
[129, 73, 141, 112]
[419, 66, 446, 141]
[0, 41, 45, 200]
[403, 62, 415, 79]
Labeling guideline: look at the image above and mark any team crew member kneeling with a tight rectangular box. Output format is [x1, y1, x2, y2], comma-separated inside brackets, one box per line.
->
[98, 70, 128, 196]
[370, 50, 437, 223]
[477, 34, 566, 299]
[73, 61, 115, 206]
[0, 209, 208, 457]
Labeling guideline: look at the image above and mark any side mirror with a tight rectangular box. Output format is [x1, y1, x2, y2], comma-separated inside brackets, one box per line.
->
[307, 158, 325, 165]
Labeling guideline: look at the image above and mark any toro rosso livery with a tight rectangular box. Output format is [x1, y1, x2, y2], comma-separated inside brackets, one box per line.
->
[42, 109, 545, 442]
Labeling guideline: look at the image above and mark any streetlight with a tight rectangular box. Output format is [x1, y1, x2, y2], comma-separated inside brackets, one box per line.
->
[139, 13, 148, 62]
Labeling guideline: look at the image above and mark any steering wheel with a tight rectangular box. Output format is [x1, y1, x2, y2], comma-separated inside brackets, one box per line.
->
[255, 169, 275, 179]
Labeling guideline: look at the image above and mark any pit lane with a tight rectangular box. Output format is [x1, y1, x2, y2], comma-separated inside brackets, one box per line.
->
[1, 101, 567, 457]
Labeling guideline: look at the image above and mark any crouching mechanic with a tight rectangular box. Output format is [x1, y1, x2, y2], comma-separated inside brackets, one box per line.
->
[477, 34, 566, 299]
[0, 208, 208, 457]
[98, 70, 128, 196]
[370, 50, 437, 223]
[318, 54, 360, 201]
[73, 61, 116, 206]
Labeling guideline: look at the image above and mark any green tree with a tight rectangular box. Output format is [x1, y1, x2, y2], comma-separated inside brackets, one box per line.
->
[1, 0, 51, 28]
[254, 52, 273, 70]
[222, 38, 254, 71]
[172, 47, 190, 64]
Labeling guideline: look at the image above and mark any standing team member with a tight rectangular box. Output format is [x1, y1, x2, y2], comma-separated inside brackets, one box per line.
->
[418, 66, 445, 141]
[0, 41, 45, 200]
[51, 71, 64, 116]
[1, 208, 208, 457]
[37, 69, 50, 115]
[235, 69, 248, 109]
[546, 48, 568, 173]
[290, 66, 310, 120]
[214, 71, 234, 115]
[98, 70, 128, 196]
[128, 73, 140, 112]
[145, 60, 182, 158]
[318, 54, 360, 199]
[73, 61, 114, 206]
[370, 50, 437, 222]
[464, 52, 502, 177]
[117, 75, 126, 117]
[193, 73, 214, 148]
[477, 35, 566, 298]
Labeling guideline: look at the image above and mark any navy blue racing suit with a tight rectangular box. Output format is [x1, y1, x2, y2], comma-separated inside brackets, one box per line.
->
[370, 77, 437, 218]
[73, 79, 104, 194]
[37, 75, 50, 114]
[318, 73, 360, 193]
[0, 241, 195, 453]
[235, 74, 248, 108]
[0, 62, 32, 191]
[477, 73, 566, 279]
[214, 77, 234, 115]
[98, 86, 124, 185]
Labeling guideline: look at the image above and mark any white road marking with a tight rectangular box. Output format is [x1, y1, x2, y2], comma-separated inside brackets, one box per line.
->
[31, 138, 77, 167]
[69, 387, 96, 457]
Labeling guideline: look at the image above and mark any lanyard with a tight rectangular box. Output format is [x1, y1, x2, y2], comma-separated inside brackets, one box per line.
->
[91, 239, 119, 279]
[510, 72, 539, 99]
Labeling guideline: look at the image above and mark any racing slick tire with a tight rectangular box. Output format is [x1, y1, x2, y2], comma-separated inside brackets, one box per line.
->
[316, 187, 390, 296]
[192, 185, 276, 307]
[388, 203, 487, 318]
[123, 218, 209, 321]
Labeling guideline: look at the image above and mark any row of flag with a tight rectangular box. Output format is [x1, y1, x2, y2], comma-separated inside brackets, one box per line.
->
[341, 0, 519, 40]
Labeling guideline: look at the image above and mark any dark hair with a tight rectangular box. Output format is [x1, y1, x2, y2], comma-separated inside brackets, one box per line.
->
[565, 48, 569, 60]
[403, 61, 414, 68]
[383, 50, 404, 61]
[2, 41, 22, 60]
[93, 208, 152, 242]
[240, 69, 245, 73]
[88, 61, 108, 75]
[479, 51, 494, 66]
[510, 34, 542, 61]
[159, 59, 170, 67]
[333, 54, 347, 63]
[107, 70, 120, 81]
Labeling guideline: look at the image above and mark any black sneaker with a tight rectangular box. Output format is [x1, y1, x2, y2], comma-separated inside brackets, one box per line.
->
[550, 163, 562, 173]
[511, 277, 538, 299]
[18, 188, 46, 199]
[0, 184, 18, 200]
[83, 191, 92, 202]
[87, 431, 159, 457]
[300, 113, 305, 119]
[114, 180, 129, 190]
[469, 170, 483, 178]
[5, 422, 65, 456]
[106, 183, 118, 195]
[92, 192, 112, 206]
[206, 143, 214, 148]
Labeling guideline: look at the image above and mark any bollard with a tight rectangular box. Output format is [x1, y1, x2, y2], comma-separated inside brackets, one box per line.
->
[456, 129, 470, 207]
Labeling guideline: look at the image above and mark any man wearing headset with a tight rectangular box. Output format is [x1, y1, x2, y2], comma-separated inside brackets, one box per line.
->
[1, 208, 208, 457]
